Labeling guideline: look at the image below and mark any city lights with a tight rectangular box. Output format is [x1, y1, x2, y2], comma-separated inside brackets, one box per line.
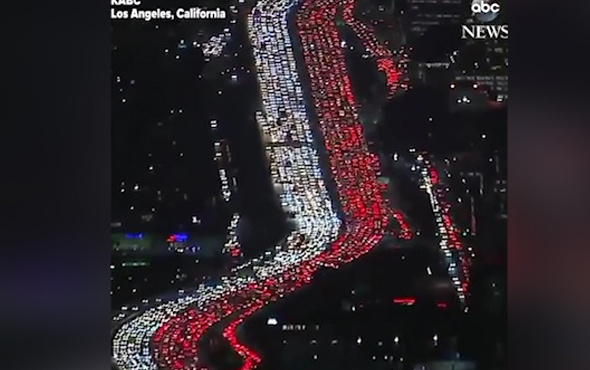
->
[108, 0, 506, 366]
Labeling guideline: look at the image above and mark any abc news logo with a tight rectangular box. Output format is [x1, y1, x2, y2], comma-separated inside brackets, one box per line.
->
[471, 1, 500, 16]
[462, 0, 508, 40]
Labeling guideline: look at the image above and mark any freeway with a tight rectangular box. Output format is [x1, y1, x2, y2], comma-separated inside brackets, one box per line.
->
[111, 0, 410, 368]
[417, 154, 473, 307]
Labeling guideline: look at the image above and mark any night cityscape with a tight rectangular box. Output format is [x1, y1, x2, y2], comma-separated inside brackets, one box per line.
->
[111, 0, 507, 369]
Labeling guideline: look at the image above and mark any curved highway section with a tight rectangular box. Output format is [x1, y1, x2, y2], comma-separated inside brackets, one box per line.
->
[111, 0, 409, 368]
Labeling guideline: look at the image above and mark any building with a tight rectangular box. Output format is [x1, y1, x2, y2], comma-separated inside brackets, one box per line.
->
[211, 118, 239, 205]
[450, 0, 508, 110]
[403, 0, 463, 44]
[414, 61, 453, 87]
[451, 39, 508, 106]
[111, 232, 224, 257]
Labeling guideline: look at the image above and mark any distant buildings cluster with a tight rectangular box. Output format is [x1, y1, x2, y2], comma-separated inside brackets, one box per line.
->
[403, 0, 508, 110]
